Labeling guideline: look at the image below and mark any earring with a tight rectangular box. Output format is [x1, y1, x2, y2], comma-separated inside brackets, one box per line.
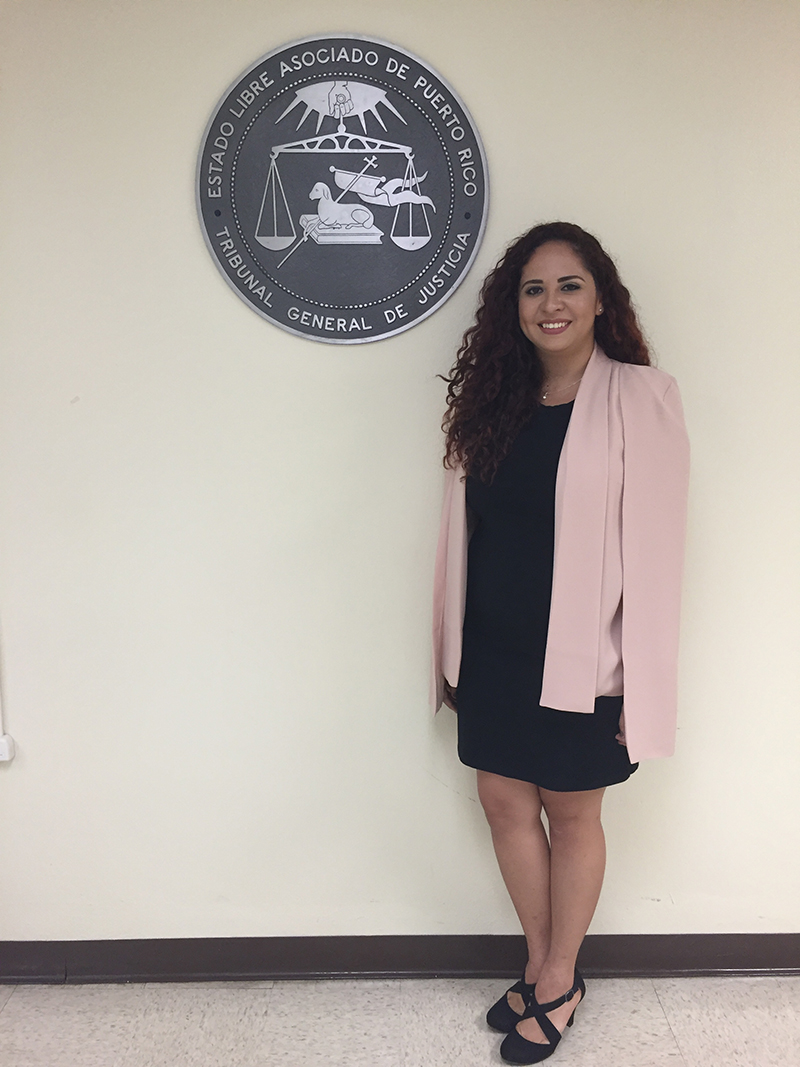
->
[597, 306, 603, 315]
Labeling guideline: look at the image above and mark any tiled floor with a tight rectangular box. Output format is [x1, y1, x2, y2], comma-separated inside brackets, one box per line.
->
[0, 975, 798, 1066]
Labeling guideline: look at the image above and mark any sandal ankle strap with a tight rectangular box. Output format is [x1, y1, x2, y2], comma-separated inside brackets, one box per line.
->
[525, 971, 584, 1017]
[508, 977, 536, 1001]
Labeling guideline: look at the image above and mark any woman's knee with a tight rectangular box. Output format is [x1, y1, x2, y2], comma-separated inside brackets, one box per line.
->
[541, 787, 605, 837]
[477, 771, 542, 832]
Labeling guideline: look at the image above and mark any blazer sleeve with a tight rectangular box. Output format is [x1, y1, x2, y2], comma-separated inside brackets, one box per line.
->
[430, 464, 468, 712]
[619, 372, 691, 761]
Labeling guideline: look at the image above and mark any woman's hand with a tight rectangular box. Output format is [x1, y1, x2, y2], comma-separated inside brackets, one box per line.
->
[443, 680, 458, 712]
[615, 707, 627, 746]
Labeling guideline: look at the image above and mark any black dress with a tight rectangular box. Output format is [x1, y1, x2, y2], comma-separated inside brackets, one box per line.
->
[456, 401, 638, 792]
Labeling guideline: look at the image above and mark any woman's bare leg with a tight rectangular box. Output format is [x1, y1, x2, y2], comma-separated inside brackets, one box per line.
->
[476, 771, 552, 1011]
[516, 785, 606, 1043]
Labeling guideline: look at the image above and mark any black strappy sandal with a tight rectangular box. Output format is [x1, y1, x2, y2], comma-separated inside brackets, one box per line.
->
[486, 974, 536, 1033]
[499, 969, 585, 1064]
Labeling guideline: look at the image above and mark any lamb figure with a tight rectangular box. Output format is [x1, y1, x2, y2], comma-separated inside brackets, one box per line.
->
[308, 182, 375, 230]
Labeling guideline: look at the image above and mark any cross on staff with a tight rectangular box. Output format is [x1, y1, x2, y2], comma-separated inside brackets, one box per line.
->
[276, 156, 379, 269]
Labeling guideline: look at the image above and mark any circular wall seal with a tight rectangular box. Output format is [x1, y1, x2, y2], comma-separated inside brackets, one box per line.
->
[197, 34, 488, 344]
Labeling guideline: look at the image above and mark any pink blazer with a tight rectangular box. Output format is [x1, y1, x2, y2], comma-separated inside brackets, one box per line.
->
[431, 347, 690, 763]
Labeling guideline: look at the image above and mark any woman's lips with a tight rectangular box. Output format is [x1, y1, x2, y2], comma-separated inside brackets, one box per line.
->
[538, 320, 570, 335]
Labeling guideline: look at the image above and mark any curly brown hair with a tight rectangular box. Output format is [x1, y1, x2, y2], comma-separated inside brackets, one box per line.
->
[443, 222, 651, 480]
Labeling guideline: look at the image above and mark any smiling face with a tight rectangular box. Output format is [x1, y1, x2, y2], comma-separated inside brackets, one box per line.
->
[518, 241, 602, 365]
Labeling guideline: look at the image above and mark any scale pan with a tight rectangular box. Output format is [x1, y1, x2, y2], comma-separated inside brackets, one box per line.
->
[391, 235, 431, 250]
[255, 235, 295, 250]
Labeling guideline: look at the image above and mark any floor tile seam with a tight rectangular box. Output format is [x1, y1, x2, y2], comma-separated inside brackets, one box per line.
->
[0, 985, 18, 1016]
[261, 976, 278, 1020]
[651, 977, 692, 1067]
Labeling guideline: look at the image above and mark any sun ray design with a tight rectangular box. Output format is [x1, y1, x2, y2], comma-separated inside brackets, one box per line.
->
[276, 81, 407, 133]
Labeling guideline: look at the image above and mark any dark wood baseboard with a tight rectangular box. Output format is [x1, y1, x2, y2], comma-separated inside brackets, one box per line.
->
[1, 933, 798, 984]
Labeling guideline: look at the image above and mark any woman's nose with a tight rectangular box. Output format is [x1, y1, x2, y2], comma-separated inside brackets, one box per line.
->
[542, 287, 564, 312]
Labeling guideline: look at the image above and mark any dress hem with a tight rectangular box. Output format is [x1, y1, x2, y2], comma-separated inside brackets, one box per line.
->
[458, 755, 639, 793]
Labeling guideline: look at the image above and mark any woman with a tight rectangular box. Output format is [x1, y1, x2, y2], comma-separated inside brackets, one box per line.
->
[431, 222, 689, 1064]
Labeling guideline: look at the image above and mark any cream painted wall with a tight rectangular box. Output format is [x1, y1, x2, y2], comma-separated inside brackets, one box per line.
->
[1, 0, 798, 940]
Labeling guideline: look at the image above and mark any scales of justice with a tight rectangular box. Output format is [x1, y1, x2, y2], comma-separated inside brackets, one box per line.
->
[254, 81, 436, 268]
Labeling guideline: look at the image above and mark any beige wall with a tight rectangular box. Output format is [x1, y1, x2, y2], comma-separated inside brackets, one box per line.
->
[1, 0, 798, 940]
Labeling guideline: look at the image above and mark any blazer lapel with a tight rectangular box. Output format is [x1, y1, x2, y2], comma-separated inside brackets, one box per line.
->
[540, 348, 612, 713]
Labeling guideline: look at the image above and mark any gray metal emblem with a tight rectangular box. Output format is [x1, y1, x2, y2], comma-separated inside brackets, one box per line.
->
[197, 35, 488, 343]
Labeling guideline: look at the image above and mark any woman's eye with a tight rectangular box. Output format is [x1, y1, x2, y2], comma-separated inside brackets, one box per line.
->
[525, 286, 543, 296]
[561, 283, 580, 291]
